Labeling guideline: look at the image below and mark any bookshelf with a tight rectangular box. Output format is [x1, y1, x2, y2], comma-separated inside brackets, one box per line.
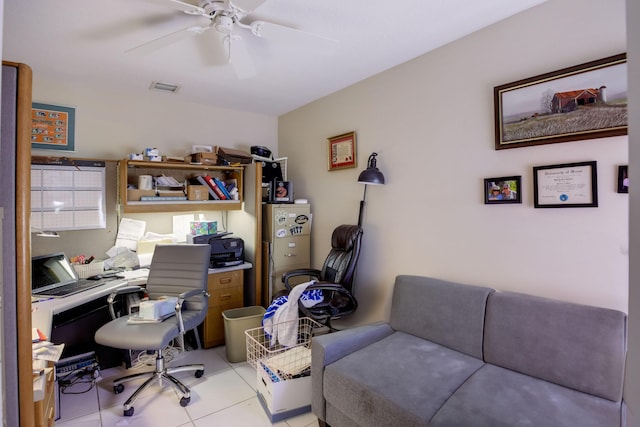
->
[118, 159, 244, 213]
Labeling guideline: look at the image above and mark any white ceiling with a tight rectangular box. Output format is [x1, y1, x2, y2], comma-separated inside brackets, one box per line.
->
[3, 0, 548, 116]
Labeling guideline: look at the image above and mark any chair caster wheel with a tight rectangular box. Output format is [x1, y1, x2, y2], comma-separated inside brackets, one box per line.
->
[195, 369, 204, 378]
[180, 396, 190, 407]
[114, 384, 124, 394]
[124, 407, 134, 417]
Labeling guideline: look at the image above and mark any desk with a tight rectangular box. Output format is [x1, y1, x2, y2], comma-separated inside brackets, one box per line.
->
[32, 277, 133, 340]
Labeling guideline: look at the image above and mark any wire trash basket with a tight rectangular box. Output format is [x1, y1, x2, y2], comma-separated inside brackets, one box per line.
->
[245, 317, 323, 382]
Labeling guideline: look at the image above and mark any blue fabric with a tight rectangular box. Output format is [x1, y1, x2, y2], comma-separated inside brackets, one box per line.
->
[263, 289, 323, 344]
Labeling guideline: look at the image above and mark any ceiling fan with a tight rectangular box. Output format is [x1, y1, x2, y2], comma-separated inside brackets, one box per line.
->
[129, 0, 335, 79]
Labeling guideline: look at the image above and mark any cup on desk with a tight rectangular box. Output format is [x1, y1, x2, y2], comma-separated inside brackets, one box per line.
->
[138, 175, 153, 190]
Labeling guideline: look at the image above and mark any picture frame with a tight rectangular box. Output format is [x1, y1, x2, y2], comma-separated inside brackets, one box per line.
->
[618, 165, 629, 194]
[327, 131, 357, 171]
[533, 161, 598, 208]
[484, 176, 522, 204]
[31, 102, 76, 151]
[494, 53, 627, 150]
[272, 180, 294, 203]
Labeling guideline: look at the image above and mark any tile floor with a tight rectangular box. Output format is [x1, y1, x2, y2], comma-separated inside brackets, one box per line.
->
[54, 345, 319, 427]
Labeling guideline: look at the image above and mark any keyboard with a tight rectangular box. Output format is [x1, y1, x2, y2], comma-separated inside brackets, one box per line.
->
[34, 279, 112, 298]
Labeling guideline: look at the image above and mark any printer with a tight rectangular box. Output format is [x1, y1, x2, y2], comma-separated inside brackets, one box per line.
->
[192, 233, 244, 268]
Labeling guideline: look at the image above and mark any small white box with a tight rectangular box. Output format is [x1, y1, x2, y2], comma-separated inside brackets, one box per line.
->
[138, 297, 177, 320]
[256, 363, 312, 422]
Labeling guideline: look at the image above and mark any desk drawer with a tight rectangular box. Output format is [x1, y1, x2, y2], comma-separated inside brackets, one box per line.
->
[209, 287, 243, 308]
[203, 269, 245, 348]
[208, 270, 242, 291]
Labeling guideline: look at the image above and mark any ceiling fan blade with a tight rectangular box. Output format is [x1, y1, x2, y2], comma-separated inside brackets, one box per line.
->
[126, 25, 209, 55]
[197, 29, 230, 66]
[164, 0, 206, 15]
[229, 0, 265, 13]
[226, 35, 256, 80]
[249, 20, 338, 52]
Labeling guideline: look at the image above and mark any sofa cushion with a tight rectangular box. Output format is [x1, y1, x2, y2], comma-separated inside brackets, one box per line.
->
[430, 364, 622, 427]
[323, 331, 484, 427]
[484, 291, 627, 401]
[390, 275, 494, 358]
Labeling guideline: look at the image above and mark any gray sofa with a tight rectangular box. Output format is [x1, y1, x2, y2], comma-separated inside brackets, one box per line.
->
[311, 275, 627, 427]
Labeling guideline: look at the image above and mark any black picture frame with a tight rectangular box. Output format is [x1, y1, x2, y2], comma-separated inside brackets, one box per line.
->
[484, 176, 522, 204]
[494, 53, 627, 150]
[618, 165, 629, 193]
[533, 161, 598, 208]
[272, 180, 294, 203]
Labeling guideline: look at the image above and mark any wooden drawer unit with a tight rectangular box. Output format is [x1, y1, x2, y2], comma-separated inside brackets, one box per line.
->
[203, 269, 244, 348]
[34, 367, 55, 427]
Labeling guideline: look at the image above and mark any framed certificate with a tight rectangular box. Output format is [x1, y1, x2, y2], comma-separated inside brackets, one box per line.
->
[533, 161, 598, 208]
[327, 131, 357, 171]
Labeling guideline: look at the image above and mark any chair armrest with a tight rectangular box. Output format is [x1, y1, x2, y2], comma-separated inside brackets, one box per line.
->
[282, 268, 322, 290]
[311, 322, 394, 420]
[106, 286, 146, 319]
[298, 283, 358, 319]
[175, 289, 210, 333]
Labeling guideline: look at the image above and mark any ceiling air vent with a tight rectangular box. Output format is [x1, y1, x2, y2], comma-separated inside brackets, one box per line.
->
[149, 81, 179, 93]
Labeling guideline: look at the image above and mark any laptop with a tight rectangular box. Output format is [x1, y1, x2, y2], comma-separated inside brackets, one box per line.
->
[31, 253, 115, 298]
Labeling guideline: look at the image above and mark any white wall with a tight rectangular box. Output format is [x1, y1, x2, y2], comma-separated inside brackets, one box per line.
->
[279, 0, 628, 328]
[30, 76, 278, 235]
[31, 77, 278, 161]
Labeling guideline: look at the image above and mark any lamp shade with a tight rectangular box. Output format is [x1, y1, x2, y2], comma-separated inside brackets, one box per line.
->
[358, 152, 385, 185]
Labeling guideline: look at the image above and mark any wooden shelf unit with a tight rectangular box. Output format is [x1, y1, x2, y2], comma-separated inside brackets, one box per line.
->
[118, 159, 244, 213]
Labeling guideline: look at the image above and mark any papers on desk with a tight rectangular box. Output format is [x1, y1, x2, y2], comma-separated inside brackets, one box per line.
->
[33, 341, 65, 363]
[114, 218, 146, 251]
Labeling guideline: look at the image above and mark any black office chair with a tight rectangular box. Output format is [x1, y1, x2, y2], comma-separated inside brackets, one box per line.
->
[282, 224, 363, 330]
[94, 244, 211, 417]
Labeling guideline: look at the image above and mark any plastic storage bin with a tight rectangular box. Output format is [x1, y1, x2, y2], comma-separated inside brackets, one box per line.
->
[222, 306, 266, 362]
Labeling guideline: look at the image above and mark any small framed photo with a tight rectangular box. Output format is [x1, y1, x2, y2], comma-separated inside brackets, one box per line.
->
[618, 165, 629, 193]
[327, 131, 357, 171]
[533, 161, 598, 208]
[272, 180, 293, 203]
[484, 176, 522, 204]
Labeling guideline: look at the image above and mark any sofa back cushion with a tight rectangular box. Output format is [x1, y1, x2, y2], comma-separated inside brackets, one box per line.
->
[484, 291, 627, 402]
[390, 275, 494, 359]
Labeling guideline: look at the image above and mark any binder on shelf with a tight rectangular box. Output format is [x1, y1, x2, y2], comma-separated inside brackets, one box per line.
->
[204, 175, 227, 200]
[195, 175, 219, 200]
[213, 177, 232, 199]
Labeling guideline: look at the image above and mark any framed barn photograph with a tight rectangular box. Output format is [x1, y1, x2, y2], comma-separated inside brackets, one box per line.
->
[484, 176, 522, 204]
[494, 53, 627, 150]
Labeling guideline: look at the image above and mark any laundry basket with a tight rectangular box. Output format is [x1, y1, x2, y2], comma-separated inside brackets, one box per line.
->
[245, 317, 323, 422]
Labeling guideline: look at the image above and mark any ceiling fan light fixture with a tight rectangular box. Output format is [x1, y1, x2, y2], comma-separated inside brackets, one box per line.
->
[214, 15, 234, 33]
[149, 81, 180, 93]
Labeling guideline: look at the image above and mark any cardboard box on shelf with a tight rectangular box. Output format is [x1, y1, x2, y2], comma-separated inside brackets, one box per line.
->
[186, 152, 217, 165]
[187, 185, 209, 201]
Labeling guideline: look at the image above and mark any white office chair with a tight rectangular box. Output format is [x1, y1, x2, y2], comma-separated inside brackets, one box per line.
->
[94, 244, 211, 416]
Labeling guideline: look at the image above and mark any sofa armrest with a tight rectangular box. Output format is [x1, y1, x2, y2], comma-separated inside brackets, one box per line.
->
[311, 322, 394, 421]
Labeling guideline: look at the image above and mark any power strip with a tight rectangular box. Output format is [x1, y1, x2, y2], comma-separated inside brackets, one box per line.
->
[55, 352, 98, 375]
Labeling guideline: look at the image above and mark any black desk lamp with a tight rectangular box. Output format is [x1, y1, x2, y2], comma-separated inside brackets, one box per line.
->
[357, 152, 385, 227]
